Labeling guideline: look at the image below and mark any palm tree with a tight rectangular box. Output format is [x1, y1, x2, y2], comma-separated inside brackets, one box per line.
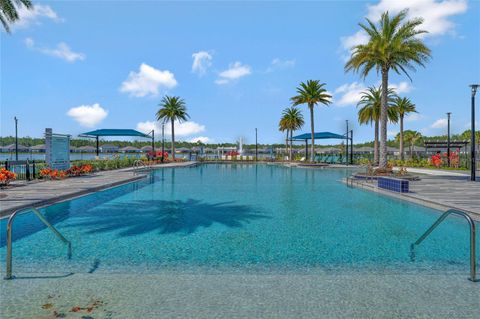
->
[357, 86, 398, 164]
[279, 107, 304, 161]
[291, 80, 331, 161]
[1, 0, 32, 33]
[278, 116, 289, 159]
[403, 130, 422, 159]
[394, 96, 417, 161]
[156, 96, 189, 161]
[345, 9, 431, 168]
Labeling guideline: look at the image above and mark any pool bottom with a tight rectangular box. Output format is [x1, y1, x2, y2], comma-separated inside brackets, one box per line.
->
[1, 271, 479, 319]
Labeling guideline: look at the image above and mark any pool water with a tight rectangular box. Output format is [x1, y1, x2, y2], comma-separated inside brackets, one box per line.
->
[0, 164, 476, 275]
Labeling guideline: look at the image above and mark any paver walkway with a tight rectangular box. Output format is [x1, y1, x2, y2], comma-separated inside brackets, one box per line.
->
[0, 161, 197, 217]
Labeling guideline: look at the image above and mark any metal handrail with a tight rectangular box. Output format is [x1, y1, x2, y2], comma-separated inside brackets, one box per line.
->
[410, 209, 478, 282]
[5, 207, 72, 280]
[133, 160, 152, 175]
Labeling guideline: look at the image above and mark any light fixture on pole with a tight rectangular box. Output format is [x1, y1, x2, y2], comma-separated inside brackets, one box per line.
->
[14, 117, 18, 161]
[447, 112, 451, 167]
[470, 84, 479, 181]
[161, 123, 165, 162]
[345, 120, 349, 165]
[255, 128, 258, 161]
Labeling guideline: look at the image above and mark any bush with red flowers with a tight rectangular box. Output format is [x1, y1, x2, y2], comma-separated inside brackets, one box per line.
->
[430, 154, 442, 168]
[66, 164, 93, 177]
[40, 168, 67, 180]
[0, 168, 16, 186]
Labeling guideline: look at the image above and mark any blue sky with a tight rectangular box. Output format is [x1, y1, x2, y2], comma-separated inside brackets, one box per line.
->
[1, 0, 479, 144]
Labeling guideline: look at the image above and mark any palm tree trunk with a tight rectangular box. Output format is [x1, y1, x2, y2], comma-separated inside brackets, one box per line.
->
[285, 130, 289, 160]
[374, 120, 379, 165]
[171, 119, 175, 161]
[379, 68, 389, 169]
[399, 115, 404, 161]
[289, 130, 293, 161]
[309, 104, 315, 162]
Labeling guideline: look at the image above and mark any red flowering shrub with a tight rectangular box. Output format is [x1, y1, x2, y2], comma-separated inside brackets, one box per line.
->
[40, 168, 67, 180]
[0, 168, 16, 185]
[66, 164, 93, 176]
[430, 154, 442, 168]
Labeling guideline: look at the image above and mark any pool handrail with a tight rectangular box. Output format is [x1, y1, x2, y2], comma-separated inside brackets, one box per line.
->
[5, 207, 72, 280]
[410, 209, 477, 282]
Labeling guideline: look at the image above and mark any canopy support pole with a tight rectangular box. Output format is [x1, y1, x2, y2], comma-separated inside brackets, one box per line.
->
[96, 136, 99, 156]
[305, 140, 308, 160]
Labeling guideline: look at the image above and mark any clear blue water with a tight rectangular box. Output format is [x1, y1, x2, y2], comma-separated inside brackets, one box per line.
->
[0, 164, 476, 275]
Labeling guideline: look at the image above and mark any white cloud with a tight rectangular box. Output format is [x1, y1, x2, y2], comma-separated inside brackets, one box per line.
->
[389, 81, 413, 94]
[334, 82, 367, 106]
[215, 61, 251, 85]
[388, 130, 399, 137]
[266, 58, 296, 72]
[120, 63, 177, 97]
[13, 4, 63, 29]
[366, 0, 468, 37]
[405, 113, 423, 122]
[136, 120, 205, 137]
[25, 38, 85, 62]
[340, 0, 468, 57]
[431, 118, 448, 129]
[340, 30, 369, 53]
[67, 103, 108, 127]
[192, 51, 213, 76]
[187, 136, 211, 143]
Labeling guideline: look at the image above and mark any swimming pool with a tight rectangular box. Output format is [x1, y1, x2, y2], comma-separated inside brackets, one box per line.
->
[0, 164, 475, 276]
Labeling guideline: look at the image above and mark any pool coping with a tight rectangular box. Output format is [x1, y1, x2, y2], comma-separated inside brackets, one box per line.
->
[0, 161, 198, 218]
[341, 178, 480, 221]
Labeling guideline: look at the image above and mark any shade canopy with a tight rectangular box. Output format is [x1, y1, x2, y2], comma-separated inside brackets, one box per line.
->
[80, 129, 151, 138]
[292, 132, 348, 141]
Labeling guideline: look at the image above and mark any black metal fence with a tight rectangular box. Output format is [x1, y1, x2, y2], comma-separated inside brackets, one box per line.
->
[2, 160, 42, 181]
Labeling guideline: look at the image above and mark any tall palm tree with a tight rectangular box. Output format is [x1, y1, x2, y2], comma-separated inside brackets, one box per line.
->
[403, 130, 422, 159]
[345, 9, 431, 168]
[357, 86, 398, 164]
[394, 96, 417, 161]
[278, 116, 289, 159]
[279, 107, 304, 161]
[291, 80, 331, 161]
[156, 96, 189, 161]
[1, 0, 32, 33]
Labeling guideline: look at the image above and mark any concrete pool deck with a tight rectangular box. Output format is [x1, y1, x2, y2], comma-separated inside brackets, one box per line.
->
[344, 168, 480, 218]
[0, 161, 197, 217]
[1, 272, 478, 318]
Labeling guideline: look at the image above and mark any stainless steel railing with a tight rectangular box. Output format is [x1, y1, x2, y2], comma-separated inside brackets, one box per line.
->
[133, 160, 151, 175]
[5, 207, 72, 280]
[410, 209, 478, 282]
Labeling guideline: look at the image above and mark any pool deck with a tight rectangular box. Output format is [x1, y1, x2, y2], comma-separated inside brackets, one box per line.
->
[0, 161, 197, 218]
[345, 167, 480, 218]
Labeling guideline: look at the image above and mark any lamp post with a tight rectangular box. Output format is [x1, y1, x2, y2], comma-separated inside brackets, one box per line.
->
[14, 117, 18, 161]
[161, 123, 165, 162]
[151, 130, 155, 151]
[470, 84, 479, 181]
[255, 128, 258, 161]
[350, 130, 353, 165]
[345, 120, 349, 165]
[447, 112, 451, 167]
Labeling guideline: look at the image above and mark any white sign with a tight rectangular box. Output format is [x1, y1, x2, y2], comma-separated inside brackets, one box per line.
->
[45, 128, 70, 170]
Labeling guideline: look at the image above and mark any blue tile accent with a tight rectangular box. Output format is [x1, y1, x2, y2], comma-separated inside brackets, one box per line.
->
[378, 177, 409, 193]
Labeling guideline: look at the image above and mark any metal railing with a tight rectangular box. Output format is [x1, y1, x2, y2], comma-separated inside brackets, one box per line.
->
[2, 160, 40, 181]
[133, 160, 149, 175]
[5, 207, 72, 280]
[410, 209, 478, 282]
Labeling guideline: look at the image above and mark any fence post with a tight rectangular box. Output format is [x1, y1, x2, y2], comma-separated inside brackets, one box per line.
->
[26, 159, 31, 181]
[32, 160, 36, 179]
[5, 160, 9, 170]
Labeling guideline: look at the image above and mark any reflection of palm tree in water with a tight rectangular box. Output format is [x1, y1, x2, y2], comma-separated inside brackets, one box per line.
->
[68, 199, 269, 236]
